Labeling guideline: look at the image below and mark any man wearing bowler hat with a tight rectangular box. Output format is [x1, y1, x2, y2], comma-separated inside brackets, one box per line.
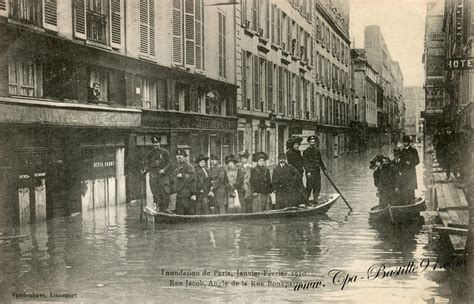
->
[272, 153, 302, 209]
[142, 135, 172, 213]
[172, 149, 196, 215]
[303, 135, 327, 202]
[398, 135, 420, 204]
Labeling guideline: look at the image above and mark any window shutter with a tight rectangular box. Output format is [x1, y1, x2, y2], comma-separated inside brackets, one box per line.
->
[195, 0, 203, 70]
[270, 4, 275, 43]
[110, 0, 123, 49]
[149, 0, 155, 56]
[74, 0, 86, 39]
[184, 0, 195, 67]
[139, 0, 149, 54]
[0, 0, 7, 17]
[43, 0, 58, 31]
[172, 0, 183, 65]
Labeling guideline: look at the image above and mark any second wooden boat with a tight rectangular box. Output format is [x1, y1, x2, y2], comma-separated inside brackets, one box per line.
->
[369, 197, 426, 223]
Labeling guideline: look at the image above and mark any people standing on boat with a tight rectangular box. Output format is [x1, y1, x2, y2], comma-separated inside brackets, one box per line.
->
[250, 152, 272, 212]
[209, 154, 229, 214]
[303, 135, 327, 202]
[236, 150, 252, 213]
[272, 153, 302, 209]
[398, 136, 420, 204]
[286, 137, 304, 175]
[373, 155, 400, 208]
[194, 154, 211, 215]
[172, 149, 196, 215]
[142, 136, 172, 213]
[225, 154, 241, 213]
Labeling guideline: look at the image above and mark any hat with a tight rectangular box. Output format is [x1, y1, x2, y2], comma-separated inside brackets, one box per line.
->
[224, 154, 237, 164]
[176, 149, 188, 157]
[369, 154, 386, 168]
[210, 154, 219, 161]
[195, 154, 209, 163]
[307, 135, 319, 143]
[238, 150, 250, 158]
[291, 136, 303, 144]
[278, 153, 287, 161]
[252, 151, 269, 162]
[393, 147, 401, 154]
[151, 135, 161, 144]
[402, 135, 411, 143]
[286, 136, 302, 149]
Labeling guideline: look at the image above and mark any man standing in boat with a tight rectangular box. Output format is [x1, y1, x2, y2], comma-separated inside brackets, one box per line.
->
[398, 136, 420, 204]
[236, 151, 252, 213]
[172, 149, 196, 215]
[272, 153, 301, 209]
[142, 135, 172, 213]
[303, 135, 327, 202]
[209, 154, 229, 214]
[286, 136, 307, 205]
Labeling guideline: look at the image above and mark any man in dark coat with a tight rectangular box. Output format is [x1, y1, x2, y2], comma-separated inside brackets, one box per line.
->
[303, 135, 327, 202]
[236, 150, 252, 213]
[250, 152, 272, 212]
[142, 136, 172, 213]
[398, 135, 420, 204]
[194, 154, 210, 215]
[172, 149, 196, 215]
[272, 153, 302, 209]
[458, 125, 473, 180]
[373, 156, 401, 208]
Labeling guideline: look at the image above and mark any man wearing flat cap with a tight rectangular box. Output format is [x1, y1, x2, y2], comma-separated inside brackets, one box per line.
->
[172, 149, 196, 215]
[142, 135, 172, 213]
[303, 135, 327, 202]
[194, 154, 211, 215]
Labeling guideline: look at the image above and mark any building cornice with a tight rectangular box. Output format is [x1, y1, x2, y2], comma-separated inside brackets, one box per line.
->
[315, 1, 351, 44]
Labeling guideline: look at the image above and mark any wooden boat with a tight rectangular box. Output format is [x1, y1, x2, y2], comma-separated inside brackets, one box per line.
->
[144, 193, 340, 224]
[369, 197, 426, 223]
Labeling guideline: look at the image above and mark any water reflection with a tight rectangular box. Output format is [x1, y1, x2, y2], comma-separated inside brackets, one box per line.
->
[0, 146, 468, 303]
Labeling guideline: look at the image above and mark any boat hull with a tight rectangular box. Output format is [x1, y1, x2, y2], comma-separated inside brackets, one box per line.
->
[369, 197, 426, 223]
[151, 193, 340, 224]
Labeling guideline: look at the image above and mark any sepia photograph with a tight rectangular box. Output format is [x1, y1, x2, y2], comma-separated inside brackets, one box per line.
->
[0, 0, 472, 302]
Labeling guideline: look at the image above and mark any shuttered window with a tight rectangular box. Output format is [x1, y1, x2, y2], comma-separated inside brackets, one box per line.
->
[266, 61, 273, 111]
[172, 0, 203, 69]
[74, 0, 86, 39]
[270, 4, 275, 43]
[43, 0, 58, 31]
[253, 55, 260, 110]
[110, 0, 122, 48]
[140, 0, 155, 56]
[276, 8, 281, 46]
[218, 11, 226, 78]
[0, 0, 7, 17]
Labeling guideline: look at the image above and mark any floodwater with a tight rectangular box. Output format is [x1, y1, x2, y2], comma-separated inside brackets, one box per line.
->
[0, 145, 469, 303]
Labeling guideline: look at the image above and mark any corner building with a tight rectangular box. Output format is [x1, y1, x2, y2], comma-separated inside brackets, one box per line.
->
[0, 0, 238, 227]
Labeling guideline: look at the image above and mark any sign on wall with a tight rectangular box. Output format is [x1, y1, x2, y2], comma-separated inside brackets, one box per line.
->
[446, 58, 474, 70]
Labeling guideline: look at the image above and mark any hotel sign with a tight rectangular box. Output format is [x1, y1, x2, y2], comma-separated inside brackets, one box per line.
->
[446, 58, 474, 70]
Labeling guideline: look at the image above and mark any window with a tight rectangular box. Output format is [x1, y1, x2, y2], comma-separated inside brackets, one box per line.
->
[253, 55, 260, 110]
[156, 79, 167, 110]
[277, 66, 284, 114]
[172, 0, 204, 69]
[267, 61, 274, 111]
[184, 85, 199, 113]
[259, 58, 266, 111]
[251, 0, 258, 32]
[140, 77, 156, 109]
[88, 66, 108, 102]
[242, 51, 252, 110]
[8, 59, 40, 97]
[74, 0, 122, 48]
[139, 0, 155, 56]
[9, 0, 42, 26]
[218, 11, 226, 78]
[264, 0, 269, 39]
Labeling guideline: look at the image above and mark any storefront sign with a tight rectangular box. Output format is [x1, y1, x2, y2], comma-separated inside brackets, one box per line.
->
[142, 111, 238, 131]
[0, 98, 141, 127]
[446, 58, 474, 70]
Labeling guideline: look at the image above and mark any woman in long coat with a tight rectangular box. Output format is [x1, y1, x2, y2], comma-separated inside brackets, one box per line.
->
[194, 154, 211, 214]
[285, 137, 307, 206]
[236, 151, 252, 213]
[208, 154, 229, 214]
[225, 154, 242, 213]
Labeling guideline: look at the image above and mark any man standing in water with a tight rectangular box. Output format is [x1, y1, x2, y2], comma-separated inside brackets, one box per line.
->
[303, 135, 327, 202]
[142, 136, 172, 213]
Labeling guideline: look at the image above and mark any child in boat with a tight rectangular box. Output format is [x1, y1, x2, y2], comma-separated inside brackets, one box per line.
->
[372, 155, 400, 209]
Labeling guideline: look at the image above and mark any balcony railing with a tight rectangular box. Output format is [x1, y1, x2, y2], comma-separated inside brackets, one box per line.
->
[10, 0, 42, 26]
[87, 10, 107, 44]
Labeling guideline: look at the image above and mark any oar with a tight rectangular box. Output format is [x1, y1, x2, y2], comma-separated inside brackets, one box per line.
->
[387, 204, 394, 223]
[140, 173, 146, 221]
[322, 171, 353, 212]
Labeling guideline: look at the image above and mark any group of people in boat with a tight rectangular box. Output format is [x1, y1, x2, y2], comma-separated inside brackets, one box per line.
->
[370, 135, 420, 209]
[142, 135, 327, 215]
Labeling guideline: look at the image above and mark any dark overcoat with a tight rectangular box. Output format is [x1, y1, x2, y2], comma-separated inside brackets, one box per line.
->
[144, 147, 171, 194]
[286, 148, 304, 174]
[172, 161, 196, 198]
[398, 146, 420, 190]
[250, 166, 272, 194]
[272, 163, 301, 208]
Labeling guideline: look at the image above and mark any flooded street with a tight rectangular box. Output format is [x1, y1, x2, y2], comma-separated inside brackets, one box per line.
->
[0, 146, 468, 303]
